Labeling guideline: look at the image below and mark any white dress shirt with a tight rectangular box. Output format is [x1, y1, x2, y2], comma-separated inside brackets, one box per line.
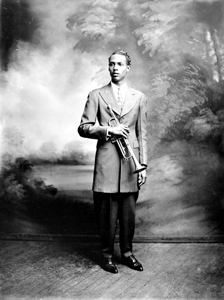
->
[111, 81, 127, 108]
[107, 82, 127, 139]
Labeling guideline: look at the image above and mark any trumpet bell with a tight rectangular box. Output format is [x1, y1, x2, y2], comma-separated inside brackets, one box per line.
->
[133, 162, 146, 174]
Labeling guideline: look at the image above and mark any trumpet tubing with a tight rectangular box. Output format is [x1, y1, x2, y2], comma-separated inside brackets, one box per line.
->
[125, 139, 146, 174]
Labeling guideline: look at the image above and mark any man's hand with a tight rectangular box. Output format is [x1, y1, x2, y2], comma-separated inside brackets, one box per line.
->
[108, 125, 129, 139]
[138, 169, 147, 187]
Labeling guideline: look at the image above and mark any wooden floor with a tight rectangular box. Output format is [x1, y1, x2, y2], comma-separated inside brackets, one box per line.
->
[0, 241, 224, 300]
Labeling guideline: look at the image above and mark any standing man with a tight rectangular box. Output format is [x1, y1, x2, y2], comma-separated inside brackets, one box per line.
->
[78, 50, 147, 274]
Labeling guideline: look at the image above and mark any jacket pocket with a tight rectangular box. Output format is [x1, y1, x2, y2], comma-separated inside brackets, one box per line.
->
[133, 140, 139, 148]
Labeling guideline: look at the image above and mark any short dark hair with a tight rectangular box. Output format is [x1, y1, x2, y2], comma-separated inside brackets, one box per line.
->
[108, 49, 131, 66]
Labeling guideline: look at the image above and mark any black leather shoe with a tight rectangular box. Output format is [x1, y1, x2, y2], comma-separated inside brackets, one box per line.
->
[122, 254, 143, 271]
[103, 258, 118, 274]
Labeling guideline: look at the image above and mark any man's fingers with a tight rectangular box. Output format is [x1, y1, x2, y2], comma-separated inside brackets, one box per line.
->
[121, 126, 129, 136]
[122, 129, 129, 138]
[118, 125, 129, 138]
[123, 126, 129, 132]
[110, 125, 129, 138]
[141, 176, 146, 185]
[138, 173, 147, 187]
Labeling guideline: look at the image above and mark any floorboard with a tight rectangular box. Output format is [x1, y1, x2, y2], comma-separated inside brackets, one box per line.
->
[1, 241, 224, 300]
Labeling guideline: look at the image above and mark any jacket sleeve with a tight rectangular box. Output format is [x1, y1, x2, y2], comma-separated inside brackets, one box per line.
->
[137, 93, 148, 167]
[78, 91, 108, 140]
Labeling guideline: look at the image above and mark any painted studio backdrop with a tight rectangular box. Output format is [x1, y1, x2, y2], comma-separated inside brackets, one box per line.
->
[1, 0, 224, 238]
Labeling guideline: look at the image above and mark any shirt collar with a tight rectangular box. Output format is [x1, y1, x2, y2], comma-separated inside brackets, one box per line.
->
[111, 81, 127, 94]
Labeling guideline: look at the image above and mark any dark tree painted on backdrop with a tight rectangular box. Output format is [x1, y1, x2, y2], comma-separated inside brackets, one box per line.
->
[1, 0, 224, 238]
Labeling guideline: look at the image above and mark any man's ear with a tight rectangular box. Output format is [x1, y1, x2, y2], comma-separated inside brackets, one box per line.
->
[127, 66, 130, 72]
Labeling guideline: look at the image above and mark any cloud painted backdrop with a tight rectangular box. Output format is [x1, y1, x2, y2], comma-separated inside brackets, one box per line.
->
[1, 0, 224, 238]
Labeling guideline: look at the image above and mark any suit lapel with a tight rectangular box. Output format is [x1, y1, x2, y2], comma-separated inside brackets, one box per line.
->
[121, 86, 138, 117]
[99, 83, 120, 115]
[99, 83, 139, 117]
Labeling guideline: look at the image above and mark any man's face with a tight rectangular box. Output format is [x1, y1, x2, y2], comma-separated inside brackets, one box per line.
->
[108, 54, 130, 84]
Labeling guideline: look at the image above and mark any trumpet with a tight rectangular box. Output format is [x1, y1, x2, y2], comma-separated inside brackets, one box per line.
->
[107, 105, 146, 174]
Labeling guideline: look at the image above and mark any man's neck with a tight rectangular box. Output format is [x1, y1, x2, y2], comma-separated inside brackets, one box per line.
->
[111, 80, 126, 87]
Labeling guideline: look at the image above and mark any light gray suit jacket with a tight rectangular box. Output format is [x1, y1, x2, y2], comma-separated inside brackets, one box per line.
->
[78, 82, 147, 193]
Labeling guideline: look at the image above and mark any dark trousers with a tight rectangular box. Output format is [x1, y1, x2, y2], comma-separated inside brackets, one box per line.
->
[93, 192, 139, 258]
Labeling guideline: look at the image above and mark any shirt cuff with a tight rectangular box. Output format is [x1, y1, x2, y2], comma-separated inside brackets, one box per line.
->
[106, 127, 112, 141]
